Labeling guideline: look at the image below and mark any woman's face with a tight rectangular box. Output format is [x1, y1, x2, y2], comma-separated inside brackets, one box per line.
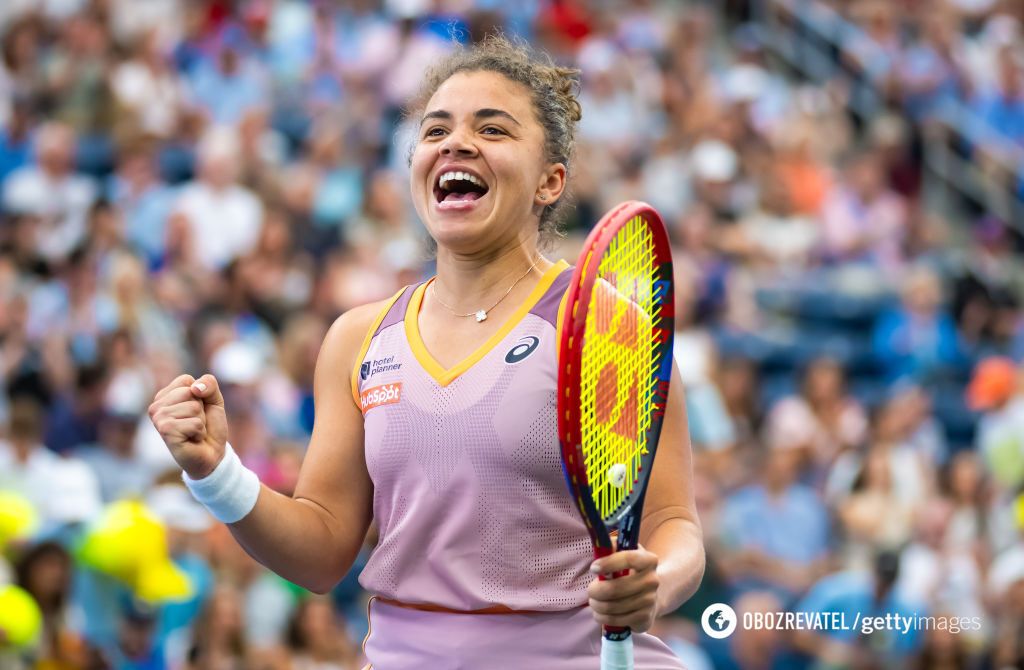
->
[410, 70, 564, 254]
[805, 359, 842, 403]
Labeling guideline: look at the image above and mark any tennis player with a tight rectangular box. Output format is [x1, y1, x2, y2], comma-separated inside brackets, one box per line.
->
[149, 36, 704, 669]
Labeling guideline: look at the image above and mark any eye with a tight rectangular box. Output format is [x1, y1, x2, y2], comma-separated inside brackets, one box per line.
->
[424, 127, 447, 138]
[481, 126, 506, 136]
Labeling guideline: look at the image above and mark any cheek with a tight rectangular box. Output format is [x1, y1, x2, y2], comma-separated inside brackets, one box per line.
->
[409, 145, 429, 190]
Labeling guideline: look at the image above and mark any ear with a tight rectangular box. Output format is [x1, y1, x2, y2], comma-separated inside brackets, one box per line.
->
[534, 162, 567, 208]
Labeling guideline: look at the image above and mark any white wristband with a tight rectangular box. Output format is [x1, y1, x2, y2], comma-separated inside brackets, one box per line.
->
[182, 443, 260, 524]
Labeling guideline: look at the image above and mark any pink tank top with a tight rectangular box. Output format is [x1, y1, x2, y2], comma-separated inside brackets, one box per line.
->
[350, 260, 594, 611]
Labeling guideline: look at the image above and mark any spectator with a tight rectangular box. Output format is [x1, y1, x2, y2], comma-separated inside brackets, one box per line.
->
[988, 540, 1024, 668]
[763, 357, 868, 470]
[728, 172, 818, 272]
[108, 143, 179, 269]
[2, 122, 98, 263]
[819, 149, 908, 272]
[826, 394, 932, 508]
[717, 447, 830, 598]
[794, 551, 924, 665]
[185, 585, 250, 670]
[258, 313, 325, 442]
[74, 406, 152, 503]
[13, 541, 95, 667]
[838, 447, 918, 571]
[966, 357, 1024, 493]
[146, 482, 215, 669]
[43, 11, 116, 134]
[896, 9, 965, 122]
[0, 16, 46, 123]
[172, 127, 264, 272]
[110, 28, 187, 141]
[897, 498, 986, 647]
[970, 44, 1024, 147]
[284, 597, 361, 670]
[0, 395, 100, 519]
[43, 363, 105, 454]
[701, 590, 793, 670]
[186, 33, 268, 126]
[872, 265, 963, 382]
[771, 116, 834, 216]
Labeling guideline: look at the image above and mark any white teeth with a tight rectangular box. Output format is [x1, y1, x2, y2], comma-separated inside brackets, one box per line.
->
[438, 171, 486, 190]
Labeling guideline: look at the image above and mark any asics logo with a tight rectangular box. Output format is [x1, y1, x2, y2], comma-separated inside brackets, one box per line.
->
[505, 336, 540, 364]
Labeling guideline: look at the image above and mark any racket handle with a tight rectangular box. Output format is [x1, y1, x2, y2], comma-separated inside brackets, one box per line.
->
[601, 632, 634, 670]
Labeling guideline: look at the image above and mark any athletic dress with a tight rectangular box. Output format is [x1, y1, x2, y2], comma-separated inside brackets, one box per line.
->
[351, 260, 685, 670]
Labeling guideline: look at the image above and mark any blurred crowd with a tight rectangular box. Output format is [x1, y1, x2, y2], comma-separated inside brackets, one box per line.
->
[0, 0, 1023, 668]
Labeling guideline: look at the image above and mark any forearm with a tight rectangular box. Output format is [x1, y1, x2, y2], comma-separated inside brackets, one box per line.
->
[228, 485, 369, 594]
[644, 510, 705, 616]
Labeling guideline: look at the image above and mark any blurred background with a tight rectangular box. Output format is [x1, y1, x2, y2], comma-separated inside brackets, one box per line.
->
[0, 0, 1022, 668]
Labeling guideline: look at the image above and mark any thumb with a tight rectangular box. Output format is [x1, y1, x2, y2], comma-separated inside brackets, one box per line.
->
[190, 374, 225, 407]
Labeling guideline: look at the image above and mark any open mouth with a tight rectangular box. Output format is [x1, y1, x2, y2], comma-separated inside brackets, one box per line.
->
[433, 170, 490, 205]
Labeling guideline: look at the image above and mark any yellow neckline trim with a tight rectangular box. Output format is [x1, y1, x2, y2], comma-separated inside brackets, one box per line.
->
[406, 259, 569, 387]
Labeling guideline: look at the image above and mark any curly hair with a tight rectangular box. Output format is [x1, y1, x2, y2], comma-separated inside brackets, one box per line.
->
[406, 34, 583, 245]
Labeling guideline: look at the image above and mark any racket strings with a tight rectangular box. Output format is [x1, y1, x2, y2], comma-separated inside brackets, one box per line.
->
[578, 215, 664, 522]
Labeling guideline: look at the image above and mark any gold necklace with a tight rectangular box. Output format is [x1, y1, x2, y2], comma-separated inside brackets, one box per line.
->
[431, 256, 542, 323]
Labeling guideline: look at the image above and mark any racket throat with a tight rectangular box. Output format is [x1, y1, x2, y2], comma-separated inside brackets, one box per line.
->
[615, 514, 640, 552]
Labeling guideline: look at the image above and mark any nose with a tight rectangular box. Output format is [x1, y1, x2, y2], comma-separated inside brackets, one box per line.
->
[439, 126, 477, 157]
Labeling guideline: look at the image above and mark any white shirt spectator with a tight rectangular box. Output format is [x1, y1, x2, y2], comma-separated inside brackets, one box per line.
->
[2, 165, 97, 262]
[111, 58, 185, 138]
[174, 181, 263, 271]
[0, 442, 101, 524]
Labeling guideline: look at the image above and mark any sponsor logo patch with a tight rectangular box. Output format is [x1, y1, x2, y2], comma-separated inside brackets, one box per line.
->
[505, 336, 540, 364]
[360, 383, 402, 413]
[361, 355, 402, 380]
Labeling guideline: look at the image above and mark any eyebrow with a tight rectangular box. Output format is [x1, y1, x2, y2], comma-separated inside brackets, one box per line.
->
[420, 108, 522, 127]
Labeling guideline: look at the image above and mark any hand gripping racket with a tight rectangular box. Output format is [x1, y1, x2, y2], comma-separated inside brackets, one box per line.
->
[558, 201, 675, 670]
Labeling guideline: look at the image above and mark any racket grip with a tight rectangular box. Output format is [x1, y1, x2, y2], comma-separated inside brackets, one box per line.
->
[600, 633, 634, 670]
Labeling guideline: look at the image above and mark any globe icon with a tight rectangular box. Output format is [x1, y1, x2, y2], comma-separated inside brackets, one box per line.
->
[709, 610, 730, 632]
[701, 603, 738, 639]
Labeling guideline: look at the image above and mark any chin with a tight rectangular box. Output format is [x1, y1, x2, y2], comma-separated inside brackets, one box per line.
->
[422, 199, 499, 250]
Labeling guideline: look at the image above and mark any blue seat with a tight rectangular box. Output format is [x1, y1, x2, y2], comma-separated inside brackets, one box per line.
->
[271, 106, 312, 156]
[157, 145, 195, 184]
[76, 135, 116, 178]
[760, 372, 798, 410]
[848, 377, 889, 409]
[929, 384, 979, 449]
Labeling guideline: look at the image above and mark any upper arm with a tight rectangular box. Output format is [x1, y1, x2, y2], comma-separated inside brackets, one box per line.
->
[290, 301, 387, 561]
[639, 359, 701, 545]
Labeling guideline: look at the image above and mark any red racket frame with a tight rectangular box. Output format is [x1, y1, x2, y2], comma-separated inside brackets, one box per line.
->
[557, 201, 675, 639]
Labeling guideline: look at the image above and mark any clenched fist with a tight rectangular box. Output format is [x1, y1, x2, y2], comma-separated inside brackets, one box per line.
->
[148, 373, 229, 479]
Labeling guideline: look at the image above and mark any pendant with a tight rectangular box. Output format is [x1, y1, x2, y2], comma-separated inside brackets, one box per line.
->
[475, 310, 488, 323]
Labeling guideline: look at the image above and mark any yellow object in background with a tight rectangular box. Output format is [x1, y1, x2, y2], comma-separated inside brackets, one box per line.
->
[0, 491, 39, 549]
[0, 584, 43, 648]
[76, 500, 193, 603]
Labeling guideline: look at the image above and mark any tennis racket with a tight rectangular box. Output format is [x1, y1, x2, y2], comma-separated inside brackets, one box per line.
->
[557, 201, 675, 670]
